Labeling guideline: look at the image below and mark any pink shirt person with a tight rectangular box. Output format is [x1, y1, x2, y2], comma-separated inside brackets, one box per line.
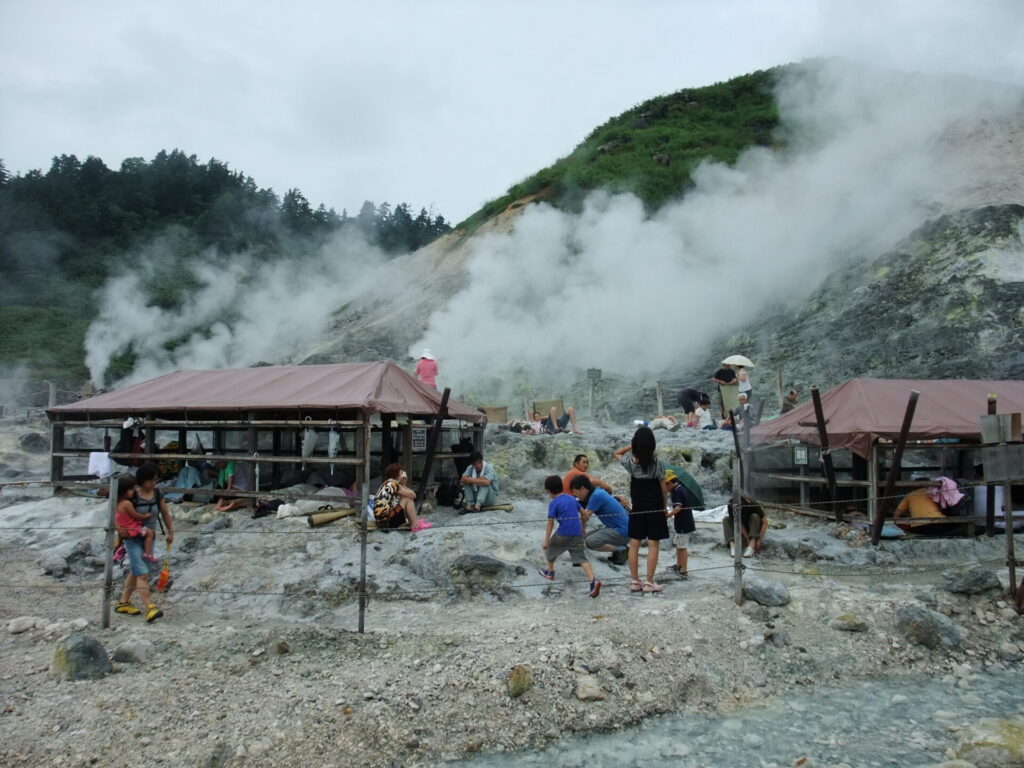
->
[415, 349, 438, 388]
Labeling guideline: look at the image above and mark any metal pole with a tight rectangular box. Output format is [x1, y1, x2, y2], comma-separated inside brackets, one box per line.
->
[589, 380, 595, 420]
[1004, 481, 1017, 606]
[415, 388, 451, 511]
[985, 394, 997, 537]
[357, 415, 371, 634]
[871, 390, 920, 546]
[101, 475, 118, 629]
[810, 386, 841, 524]
[47, 381, 57, 409]
[730, 409, 744, 605]
[656, 381, 664, 416]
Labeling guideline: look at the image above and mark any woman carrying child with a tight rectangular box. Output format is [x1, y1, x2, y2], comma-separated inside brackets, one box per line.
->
[113, 474, 157, 565]
[373, 464, 432, 532]
[115, 464, 173, 621]
[614, 426, 670, 593]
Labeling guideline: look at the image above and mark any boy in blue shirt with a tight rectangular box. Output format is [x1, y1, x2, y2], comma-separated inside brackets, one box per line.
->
[665, 470, 697, 579]
[539, 475, 601, 597]
[569, 474, 630, 565]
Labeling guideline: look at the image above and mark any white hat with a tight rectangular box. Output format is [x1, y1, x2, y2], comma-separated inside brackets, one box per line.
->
[421, 348, 435, 360]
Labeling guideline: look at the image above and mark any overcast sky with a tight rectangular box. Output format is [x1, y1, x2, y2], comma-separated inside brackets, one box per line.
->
[2, 1, 1022, 223]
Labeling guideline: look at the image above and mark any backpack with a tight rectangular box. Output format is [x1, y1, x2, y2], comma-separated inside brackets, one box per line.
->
[435, 478, 464, 508]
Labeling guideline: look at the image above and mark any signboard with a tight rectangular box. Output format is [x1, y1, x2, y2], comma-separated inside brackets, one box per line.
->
[412, 428, 427, 451]
[793, 445, 809, 466]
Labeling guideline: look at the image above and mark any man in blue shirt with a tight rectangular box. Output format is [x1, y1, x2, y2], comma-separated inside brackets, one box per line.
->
[460, 451, 499, 512]
[569, 474, 630, 566]
[539, 475, 601, 597]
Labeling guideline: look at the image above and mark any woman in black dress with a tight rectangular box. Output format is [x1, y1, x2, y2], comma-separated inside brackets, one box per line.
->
[614, 426, 669, 593]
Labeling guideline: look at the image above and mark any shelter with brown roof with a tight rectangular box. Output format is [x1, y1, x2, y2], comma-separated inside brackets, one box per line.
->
[47, 362, 486, 503]
[747, 378, 1024, 524]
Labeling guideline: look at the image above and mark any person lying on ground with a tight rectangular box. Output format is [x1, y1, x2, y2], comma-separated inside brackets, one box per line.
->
[374, 464, 431, 531]
[722, 496, 767, 557]
[569, 474, 630, 566]
[665, 471, 697, 579]
[647, 414, 680, 431]
[535, 405, 583, 435]
[505, 417, 540, 434]
[460, 450, 499, 512]
[538, 475, 601, 597]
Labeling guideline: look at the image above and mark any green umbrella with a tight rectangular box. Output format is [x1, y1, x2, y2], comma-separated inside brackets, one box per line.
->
[664, 464, 705, 509]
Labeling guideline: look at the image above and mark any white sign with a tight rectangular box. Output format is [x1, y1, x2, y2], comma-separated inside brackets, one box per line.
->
[412, 429, 427, 451]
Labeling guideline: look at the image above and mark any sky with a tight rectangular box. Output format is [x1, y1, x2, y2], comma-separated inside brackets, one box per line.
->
[4, 0, 1020, 224]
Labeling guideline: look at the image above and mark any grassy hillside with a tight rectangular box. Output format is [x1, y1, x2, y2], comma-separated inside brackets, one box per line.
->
[459, 67, 780, 231]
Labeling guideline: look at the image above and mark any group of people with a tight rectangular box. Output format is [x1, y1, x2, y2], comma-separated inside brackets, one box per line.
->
[539, 426, 768, 596]
[504, 406, 584, 435]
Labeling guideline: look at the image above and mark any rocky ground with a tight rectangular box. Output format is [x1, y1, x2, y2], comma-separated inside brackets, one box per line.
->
[1, 422, 1022, 768]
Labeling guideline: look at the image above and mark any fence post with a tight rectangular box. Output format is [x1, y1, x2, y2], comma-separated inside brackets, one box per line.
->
[358, 414, 371, 634]
[101, 475, 118, 629]
[1004, 481, 1018, 607]
[656, 381, 664, 416]
[730, 409, 745, 606]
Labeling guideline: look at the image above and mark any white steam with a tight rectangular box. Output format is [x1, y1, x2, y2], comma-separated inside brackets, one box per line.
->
[413, 60, 1023, 392]
[85, 231, 387, 387]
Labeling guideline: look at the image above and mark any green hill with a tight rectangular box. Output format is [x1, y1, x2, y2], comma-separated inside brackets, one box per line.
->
[459, 67, 780, 231]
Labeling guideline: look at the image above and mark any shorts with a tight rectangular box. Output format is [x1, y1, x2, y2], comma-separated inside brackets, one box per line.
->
[377, 506, 408, 529]
[122, 536, 150, 577]
[673, 532, 690, 549]
[546, 534, 588, 565]
[627, 509, 670, 541]
[543, 413, 570, 432]
[585, 527, 629, 550]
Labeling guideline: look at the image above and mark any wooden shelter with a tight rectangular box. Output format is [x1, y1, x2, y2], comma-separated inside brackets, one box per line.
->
[746, 378, 1024, 525]
[46, 362, 487, 502]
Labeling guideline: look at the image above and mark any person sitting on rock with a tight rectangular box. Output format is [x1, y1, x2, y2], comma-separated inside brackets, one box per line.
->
[460, 451, 499, 512]
[570, 474, 630, 565]
[535, 405, 582, 435]
[695, 397, 717, 430]
[373, 464, 431, 531]
[781, 389, 799, 414]
[722, 496, 767, 557]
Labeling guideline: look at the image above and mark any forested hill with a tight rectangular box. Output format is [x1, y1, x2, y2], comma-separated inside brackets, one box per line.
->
[0, 150, 451, 386]
[459, 67, 779, 230]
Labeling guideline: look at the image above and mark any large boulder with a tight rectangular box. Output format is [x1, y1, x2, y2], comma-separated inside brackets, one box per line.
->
[743, 578, 791, 607]
[112, 639, 155, 664]
[943, 566, 1002, 595]
[953, 715, 1024, 767]
[19, 432, 49, 453]
[51, 634, 112, 680]
[895, 605, 968, 649]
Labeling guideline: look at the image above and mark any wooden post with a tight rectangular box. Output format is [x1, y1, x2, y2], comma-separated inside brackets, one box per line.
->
[741, 410, 752, 494]
[730, 410, 745, 606]
[810, 386, 841, 524]
[271, 429, 282, 488]
[656, 381, 664, 416]
[47, 381, 57, 409]
[1004, 481, 1017, 605]
[871, 390, 920, 545]
[357, 415, 371, 634]
[775, 369, 784, 412]
[380, 414, 393, 468]
[101, 475, 118, 629]
[49, 421, 65, 482]
[416, 388, 451, 511]
[752, 399, 765, 427]
[589, 380, 596, 420]
[247, 416, 257, 504]
[985, 394, 997, 537]
[867, 443, 879, 524]
[400, 422, 413, 482]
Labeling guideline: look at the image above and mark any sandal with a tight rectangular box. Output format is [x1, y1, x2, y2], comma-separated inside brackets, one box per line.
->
[629, 579, 644, 592]
[410, 520, 433, 532]
[642, 580, 663, 593]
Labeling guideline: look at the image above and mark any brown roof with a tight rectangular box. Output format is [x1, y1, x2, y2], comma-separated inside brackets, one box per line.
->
[49, 362, 486, 423]
[751, 378, 1024, 459]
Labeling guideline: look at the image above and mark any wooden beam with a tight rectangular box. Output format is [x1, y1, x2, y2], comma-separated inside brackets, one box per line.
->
[810, 386, 841, 523]
[871, 389, 920, 545]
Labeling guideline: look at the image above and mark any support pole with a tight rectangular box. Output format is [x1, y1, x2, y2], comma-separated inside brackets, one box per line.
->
[775, 368, 784, 412]
[985, 394, 997, 537]
[867, 443, 879, 524]
[1004, 481, 1017, 607]
[656, 381, 664, 416]
[101, 475, 118, 629]
[47, 381, 57, 409]
[49, 421, 65, 482]
[589, 380, 596, 420]
[357, 415, 371, 634]
[730, 409, 745, 606]
[415, 388, 451, 511]
[810, 386, 841, 524]
[741, 410, 752, 494]
[871, 389, 920, 545]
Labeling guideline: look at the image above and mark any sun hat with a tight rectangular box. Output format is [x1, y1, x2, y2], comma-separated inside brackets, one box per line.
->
[421, 348, 435, 360]
[664, 470, 679, 484]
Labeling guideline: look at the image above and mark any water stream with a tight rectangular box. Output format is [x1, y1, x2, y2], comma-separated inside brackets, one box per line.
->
[459, 669, 1024, 768]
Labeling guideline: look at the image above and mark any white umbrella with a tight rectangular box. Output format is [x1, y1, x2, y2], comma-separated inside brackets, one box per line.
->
[722, 354, 755, 368]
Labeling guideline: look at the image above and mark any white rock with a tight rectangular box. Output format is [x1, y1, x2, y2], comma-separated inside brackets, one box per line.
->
[575, 675, 605, 702]
[7, 616, 38, 634]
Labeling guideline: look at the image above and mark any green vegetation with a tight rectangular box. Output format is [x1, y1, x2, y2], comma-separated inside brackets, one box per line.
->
[0, 151, 451, 391]
[458, 68, 780, 231]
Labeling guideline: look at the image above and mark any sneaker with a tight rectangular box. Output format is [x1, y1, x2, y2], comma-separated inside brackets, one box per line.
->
[142, 553, 158, 563]
[729, 542, 736, 557]
[410, 520, 433, 532]
[667, 565, 688, 580]
[642, 580, 663, 593]
[589, 579, 602, 598]
[114, 602, 140, 615]
[538, 568, 555, 581]
[743, 545, 754, 558]
[145, 604, 164, 623]
[113, 546, 126, 563]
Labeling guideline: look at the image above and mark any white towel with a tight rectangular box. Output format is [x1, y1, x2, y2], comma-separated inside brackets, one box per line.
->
[693, 504, 729, 523]
[88, 452, 113, 478]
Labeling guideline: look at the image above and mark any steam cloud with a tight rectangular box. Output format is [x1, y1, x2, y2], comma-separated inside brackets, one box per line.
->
[85, 231, 387, 387]
[412, 59, 1023, 393]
